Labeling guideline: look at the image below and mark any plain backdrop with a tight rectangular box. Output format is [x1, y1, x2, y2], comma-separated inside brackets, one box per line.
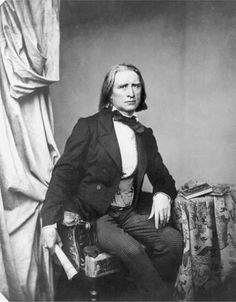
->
[50, 0, 236, 189]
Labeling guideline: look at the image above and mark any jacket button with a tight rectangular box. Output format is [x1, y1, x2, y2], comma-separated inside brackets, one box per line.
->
[96, 184, 102, 191]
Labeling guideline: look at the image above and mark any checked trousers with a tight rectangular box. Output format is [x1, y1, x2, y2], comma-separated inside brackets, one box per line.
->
[96, 207, 183, 300]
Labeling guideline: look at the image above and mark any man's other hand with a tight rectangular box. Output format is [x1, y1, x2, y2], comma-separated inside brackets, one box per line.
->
[42, 225, 62, 254]
[148, 193, 171, 229]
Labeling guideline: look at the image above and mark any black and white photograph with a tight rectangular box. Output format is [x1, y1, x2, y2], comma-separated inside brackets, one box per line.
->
[0, 1, 236, 301]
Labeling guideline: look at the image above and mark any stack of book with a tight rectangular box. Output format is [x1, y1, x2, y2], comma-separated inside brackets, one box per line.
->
[180, 183, 230, 200]
[181, 183, 213, 199]
[210, 185, 230, 196]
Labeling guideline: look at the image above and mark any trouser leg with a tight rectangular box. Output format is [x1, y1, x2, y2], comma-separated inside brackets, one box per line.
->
[121, 211, 183, 283]
[96, 213, 167, 300]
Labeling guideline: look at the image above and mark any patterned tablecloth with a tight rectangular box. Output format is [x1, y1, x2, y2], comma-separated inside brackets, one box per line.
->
[173, 184, 236, 301]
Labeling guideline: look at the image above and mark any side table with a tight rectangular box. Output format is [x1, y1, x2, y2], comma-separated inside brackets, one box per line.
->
[173, 184, 236, 301]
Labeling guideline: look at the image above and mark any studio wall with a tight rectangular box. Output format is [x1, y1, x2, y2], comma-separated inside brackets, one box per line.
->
[50, 0, 236, 189]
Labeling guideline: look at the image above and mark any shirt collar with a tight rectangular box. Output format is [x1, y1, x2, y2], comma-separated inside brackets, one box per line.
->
[111, 106, 138, 120]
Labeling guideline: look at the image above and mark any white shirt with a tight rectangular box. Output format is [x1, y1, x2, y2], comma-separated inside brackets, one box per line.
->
[112, 109, 138, 178]
[112, 107, 171, 204]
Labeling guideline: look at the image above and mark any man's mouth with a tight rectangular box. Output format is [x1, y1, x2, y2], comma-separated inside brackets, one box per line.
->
[125, 101, 136, 104]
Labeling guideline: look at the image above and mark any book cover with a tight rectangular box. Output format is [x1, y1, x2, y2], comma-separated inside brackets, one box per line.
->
[210, 185, 230, 196]
[181, 183, 213, 199]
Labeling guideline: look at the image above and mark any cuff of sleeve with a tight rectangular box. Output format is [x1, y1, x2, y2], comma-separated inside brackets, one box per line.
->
[153, 192, 172, 204]
[43, 223, 57, 229]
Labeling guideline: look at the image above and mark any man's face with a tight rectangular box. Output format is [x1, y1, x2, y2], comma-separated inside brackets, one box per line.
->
[111, 70, 142, 116]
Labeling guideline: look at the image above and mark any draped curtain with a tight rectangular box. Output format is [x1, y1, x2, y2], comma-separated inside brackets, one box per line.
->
[0, 0, 60, 300]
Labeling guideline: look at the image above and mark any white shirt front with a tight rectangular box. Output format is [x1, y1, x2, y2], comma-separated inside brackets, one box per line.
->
[112, 112, 138, 179]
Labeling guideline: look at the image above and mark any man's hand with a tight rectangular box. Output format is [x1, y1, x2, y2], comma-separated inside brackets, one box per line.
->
[148, 193, 171, 229]
[42, 225, 62, 254]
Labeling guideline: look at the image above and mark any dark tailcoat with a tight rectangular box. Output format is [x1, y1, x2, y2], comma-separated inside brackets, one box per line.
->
[42, 108, 177, 226]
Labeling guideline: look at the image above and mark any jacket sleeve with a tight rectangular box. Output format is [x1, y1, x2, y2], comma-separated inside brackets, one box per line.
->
[41, 118, 90, 226]
[145, 128, 177, 200]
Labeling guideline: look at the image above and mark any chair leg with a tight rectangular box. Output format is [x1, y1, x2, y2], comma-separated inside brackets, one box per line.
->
[88, 277, 99, 301]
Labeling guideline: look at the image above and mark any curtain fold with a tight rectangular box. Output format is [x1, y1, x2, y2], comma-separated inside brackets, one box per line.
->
[0, 0, 60, 300]
[0, 0, 60, 99]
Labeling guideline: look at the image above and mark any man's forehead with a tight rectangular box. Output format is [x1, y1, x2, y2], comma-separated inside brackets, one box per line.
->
[114, 70, 140, 83]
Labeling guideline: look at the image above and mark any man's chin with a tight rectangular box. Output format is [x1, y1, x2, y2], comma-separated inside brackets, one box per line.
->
[125, 105, 137, 112]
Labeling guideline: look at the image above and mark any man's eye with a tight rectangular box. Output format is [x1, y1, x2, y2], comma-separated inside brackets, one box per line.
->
[119, 84, 128, 89]
[133, 84, 141, 88]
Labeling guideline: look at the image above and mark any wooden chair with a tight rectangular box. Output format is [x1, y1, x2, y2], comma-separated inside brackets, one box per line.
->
[57, 213, 122, 301]
[57, 192, 153, 301]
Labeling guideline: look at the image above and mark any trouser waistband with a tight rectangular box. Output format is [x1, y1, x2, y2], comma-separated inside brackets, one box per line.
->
[108, 205, 132, 212]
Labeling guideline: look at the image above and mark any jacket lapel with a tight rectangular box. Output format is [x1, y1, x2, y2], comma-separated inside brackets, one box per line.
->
[98, 109, 122, 172]
[97, 108, 148, 183]
[135, 132, 147, 190]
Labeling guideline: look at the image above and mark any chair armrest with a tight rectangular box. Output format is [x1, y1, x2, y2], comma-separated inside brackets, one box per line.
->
[57, 211, 122, 279]
[58, 218, 92, 272]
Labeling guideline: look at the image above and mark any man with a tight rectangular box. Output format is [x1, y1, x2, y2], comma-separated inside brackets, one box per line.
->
[42, 63, 183, 300]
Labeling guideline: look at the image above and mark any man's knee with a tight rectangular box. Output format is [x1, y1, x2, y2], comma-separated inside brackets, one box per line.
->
[153, 226, 183, 259]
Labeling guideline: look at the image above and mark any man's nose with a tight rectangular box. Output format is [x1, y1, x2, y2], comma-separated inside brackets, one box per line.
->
[127, 86, 134, 97]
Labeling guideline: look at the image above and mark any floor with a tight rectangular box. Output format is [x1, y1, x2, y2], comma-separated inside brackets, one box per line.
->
[55, 267, 236, 302]
[55, 270, 140, 301]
